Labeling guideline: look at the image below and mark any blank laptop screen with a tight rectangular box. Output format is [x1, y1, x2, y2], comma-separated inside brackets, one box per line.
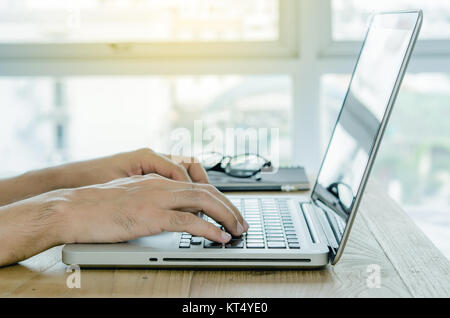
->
[312, 12, 419, 243]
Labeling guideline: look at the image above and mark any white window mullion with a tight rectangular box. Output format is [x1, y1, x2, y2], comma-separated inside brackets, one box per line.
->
[291, 0, 324, 174]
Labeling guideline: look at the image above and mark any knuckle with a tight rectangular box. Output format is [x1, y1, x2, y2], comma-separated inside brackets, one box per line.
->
[203, 183, 217, 193]
[129, 174, 144, 180]
[144, 174, 165, 185]
[177, 163, 188, 172]
[148, 173, 163, 180]
[136, 147, 153, 156]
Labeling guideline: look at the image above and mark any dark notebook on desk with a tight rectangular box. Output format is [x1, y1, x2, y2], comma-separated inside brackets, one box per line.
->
[208, 167, 309, 192]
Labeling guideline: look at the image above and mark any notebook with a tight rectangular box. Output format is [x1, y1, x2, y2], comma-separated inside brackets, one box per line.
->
[207, 167, 309, 192]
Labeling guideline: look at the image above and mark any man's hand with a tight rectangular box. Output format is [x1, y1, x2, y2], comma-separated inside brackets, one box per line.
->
[0, 149, 209, 206]
[0, 173, 249, 266]
[62, 174, 247, 244]
[55, 148, 210, 189]
[0, 148, 249, 266]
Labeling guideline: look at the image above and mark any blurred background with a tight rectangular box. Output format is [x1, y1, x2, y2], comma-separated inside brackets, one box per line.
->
[0, 0, 449, 257]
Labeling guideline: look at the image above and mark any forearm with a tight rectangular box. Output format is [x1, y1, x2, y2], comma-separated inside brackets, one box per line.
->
[0, 156, 117, 207]
[0, 190, 68, 267]
[0, 149, 204, 207]
[0, 167, 66, 206]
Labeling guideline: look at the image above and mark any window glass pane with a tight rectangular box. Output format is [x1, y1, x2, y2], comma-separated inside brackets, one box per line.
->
[0, 75, 292, 177]
[0, 0, 279, 43]
[332, 0, 450, 40]
[0, 78, 55, 175]
[321, 73, 450, 258]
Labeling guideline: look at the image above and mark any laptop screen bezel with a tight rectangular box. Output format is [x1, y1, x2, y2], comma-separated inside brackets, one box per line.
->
[309, 11, 423, 264]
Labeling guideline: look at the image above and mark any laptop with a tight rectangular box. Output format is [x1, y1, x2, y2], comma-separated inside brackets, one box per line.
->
[62, 11, 423, 268]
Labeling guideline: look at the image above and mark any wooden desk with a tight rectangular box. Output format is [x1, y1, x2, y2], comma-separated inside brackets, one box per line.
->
[1, 181, 449, 298]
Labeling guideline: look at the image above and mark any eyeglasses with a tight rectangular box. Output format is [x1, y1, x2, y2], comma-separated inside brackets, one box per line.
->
[199, 152, 271, 178]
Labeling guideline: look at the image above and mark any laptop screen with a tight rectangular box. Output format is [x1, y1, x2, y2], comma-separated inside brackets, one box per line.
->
[311, 12, 421, 252]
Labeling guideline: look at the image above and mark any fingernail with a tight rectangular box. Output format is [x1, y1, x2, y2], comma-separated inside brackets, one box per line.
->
[221, 231, 231, 242]
[243, 220, 250, 232]
[236, 222, 244, 235]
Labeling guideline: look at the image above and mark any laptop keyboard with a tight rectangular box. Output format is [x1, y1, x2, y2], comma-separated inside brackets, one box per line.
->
[178, 198, 300, 249]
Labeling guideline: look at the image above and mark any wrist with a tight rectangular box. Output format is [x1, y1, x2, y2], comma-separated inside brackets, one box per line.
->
[22, 189, 72, 247]
[0, 189, 72, 266]
[37, 189, 74, 245]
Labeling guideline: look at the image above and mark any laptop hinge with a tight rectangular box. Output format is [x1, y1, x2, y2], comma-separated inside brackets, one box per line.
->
[302, 200, 339, 262]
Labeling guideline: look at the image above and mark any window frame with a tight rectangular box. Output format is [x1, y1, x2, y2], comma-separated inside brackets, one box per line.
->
[1, 0, 450, 174]
[0, 0, 298, 60]
[318, 0, 450, 57]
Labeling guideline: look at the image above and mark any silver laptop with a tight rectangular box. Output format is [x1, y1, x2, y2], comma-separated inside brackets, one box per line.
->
[63, 11, 423, 268]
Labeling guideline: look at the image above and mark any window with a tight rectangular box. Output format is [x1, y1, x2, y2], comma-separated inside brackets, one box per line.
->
[324, 0, 450, 257]
[0, 0, 449, 257]
[332, 0, 450, 40]
[322, 0, 450, 57]
[321, 73, 450, 256]
[0, 0, 279, 43]
[0, 0, 297, 58]
[0, 75, 292, 176]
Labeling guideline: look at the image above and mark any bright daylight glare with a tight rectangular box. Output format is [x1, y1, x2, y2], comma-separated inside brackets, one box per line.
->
[0, 0, 449, 258]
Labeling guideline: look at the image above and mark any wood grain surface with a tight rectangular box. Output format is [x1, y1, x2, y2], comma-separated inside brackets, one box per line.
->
[1, 181, 449, 298]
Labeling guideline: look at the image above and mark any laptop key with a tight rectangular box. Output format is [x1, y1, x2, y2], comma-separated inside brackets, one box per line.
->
[247, 243, 265, 248]
[266, 238, 285, 242]
[204, 240, 223, 248]
[266, 233, 284, 237]
[191, 237, 203, 245]
[248, 232, 264, 236]
[267, 242, 286, 248]
[248, 238, 265, 242]
[247, 237, 265, 241]
[179, 242, 190, 248]
[225, 240, 244, 248]
[248, 231, 264, 235]
[247, 239, 264, 244]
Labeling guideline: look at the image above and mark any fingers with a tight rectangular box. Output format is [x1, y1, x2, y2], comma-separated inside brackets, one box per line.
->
[161, 210, 232, 243]
[136, 149, 192, 183]
[163, 189, 245, 237]
[182, 161, 209, 183]
[165, 154, 209, 184]
[135, 177, 248, 233]
[112, 173, 248, 234]
[196, 183, 248, 232]
[151, 178, 246, 229]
